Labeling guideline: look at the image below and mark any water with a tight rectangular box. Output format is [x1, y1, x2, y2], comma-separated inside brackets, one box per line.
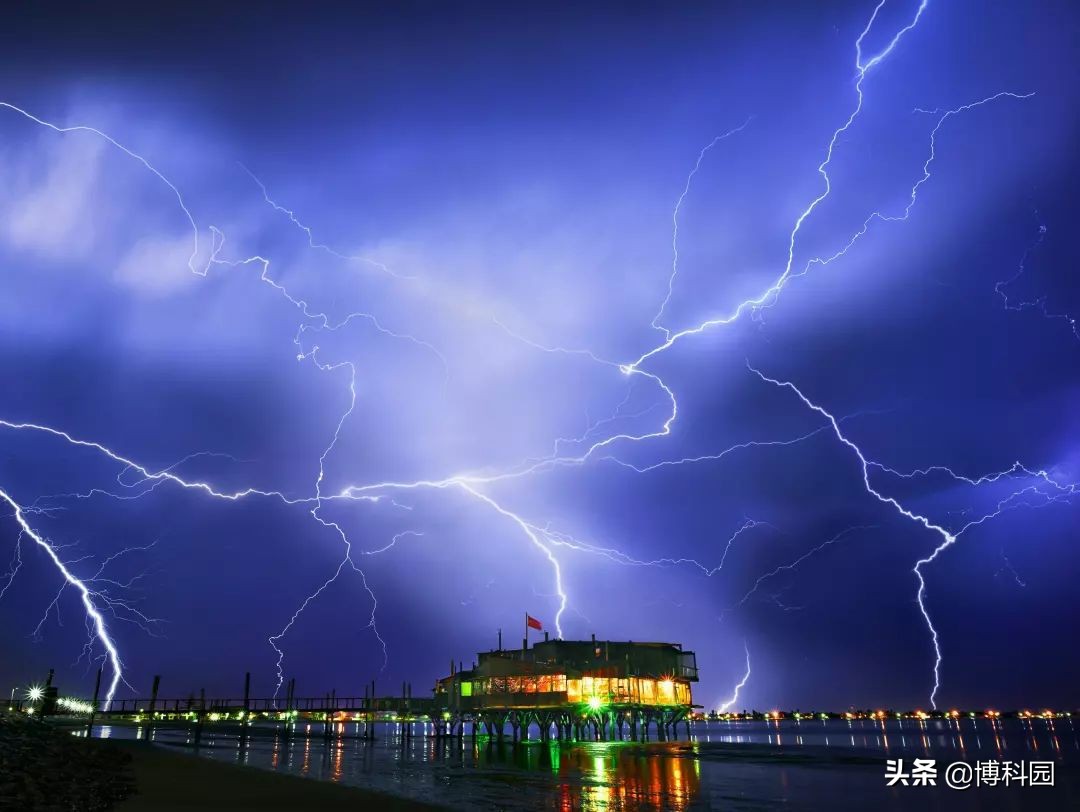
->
[93, 717, 1080, 810]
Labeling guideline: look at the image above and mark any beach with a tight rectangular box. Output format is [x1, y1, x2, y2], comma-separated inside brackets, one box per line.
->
[111, 739, 444, 811]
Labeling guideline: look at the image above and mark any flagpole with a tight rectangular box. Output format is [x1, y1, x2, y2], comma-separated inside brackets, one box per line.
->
[524, 611, 528, 649]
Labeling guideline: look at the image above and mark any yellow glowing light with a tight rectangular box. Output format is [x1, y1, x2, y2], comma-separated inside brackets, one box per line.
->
[657, 679, 676, 704]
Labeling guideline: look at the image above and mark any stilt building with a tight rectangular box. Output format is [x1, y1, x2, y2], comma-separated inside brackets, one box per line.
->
[433, 634, 699, 741]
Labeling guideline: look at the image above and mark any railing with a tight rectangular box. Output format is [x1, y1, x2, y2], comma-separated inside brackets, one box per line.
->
[8, 695, 438, 716]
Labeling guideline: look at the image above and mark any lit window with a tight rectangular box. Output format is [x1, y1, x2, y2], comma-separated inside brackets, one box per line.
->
[460, 682, 472, 697]
[658, 679, 675, 704]
[567, 679, 581, 702]
[640, 679, 656, 702]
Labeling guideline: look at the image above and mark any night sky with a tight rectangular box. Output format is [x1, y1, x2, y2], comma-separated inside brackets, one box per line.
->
[1, 0, 1077, 712]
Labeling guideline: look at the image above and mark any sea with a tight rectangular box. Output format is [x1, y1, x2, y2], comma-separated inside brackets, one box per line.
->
[90, 716, 1080, 810]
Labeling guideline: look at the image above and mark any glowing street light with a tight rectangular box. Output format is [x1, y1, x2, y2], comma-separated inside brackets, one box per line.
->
[587, 696, 604, 711]
[26, 686, 44, 702]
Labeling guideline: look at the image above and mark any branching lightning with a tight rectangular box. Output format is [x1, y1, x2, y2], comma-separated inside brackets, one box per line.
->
[726, 525, 874, 614]
[994, 217, 1078, 340]
[0, 487, 126, 706]
[241, 164, 412, 281]
[1, 0, 1074, 715]
[0, 530, 23, 601]
[0, 105, 437, 699]
[541, 517, 771, 580]
[747, 363, 1077, 707]
[651, 117, 754, 338]
[630, 0, 932, 370]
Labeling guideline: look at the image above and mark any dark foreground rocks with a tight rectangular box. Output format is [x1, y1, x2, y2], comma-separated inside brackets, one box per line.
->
[0, 713, 135, 811]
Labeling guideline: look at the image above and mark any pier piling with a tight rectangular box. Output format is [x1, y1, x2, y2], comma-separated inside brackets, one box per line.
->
[85, 666, 102, 737]
[143, 675, 160, 741]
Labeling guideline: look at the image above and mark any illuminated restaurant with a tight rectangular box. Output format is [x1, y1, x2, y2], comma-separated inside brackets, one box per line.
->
[434, 634, 699, 741]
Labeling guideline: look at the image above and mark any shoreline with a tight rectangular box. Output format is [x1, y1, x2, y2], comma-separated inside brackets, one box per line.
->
[108, 739, 445, 811]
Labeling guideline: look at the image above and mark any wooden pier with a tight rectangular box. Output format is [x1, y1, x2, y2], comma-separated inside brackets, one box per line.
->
[12, 636, 703, 744]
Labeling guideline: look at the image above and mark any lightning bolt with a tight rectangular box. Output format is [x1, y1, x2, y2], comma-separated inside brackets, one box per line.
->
[718, 641, 751, 713]
[651, 116, 754, 338]
[240, 164, 412, 281]
[0, 419, 311, 505]
[631, 0, 932, 370]
[727, 525, 875, 614]
[0, 0, 1069, 716]
[0, 487, 125, 706]
[633, 87, 1034, 371]
[0, 3, 936, 697]
[995, 216, 1078, 340]
[540, 517, 771, 580]
[339, 478, 569, 639]
[747, 363, 1077, 707]
[0, 102, 203, 272]
[0, 529, 23, 601]
[1, 388, 424, 700]
[0, 100, 445, 698]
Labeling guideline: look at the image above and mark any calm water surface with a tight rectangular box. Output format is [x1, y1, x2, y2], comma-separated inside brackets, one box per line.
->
[92, 717, 1080, 810]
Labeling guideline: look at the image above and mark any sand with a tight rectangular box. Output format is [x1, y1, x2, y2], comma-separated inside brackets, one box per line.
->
[111, 740, 444, 811]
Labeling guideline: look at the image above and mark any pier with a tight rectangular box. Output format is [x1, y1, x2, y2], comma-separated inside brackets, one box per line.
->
[10, 636, 703, 744]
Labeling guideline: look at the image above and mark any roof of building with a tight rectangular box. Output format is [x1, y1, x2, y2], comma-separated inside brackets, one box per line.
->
[439, 637, 699, 685]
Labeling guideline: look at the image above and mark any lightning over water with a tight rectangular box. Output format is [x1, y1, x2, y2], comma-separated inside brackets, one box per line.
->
[718, 642, 752, 714]
[1, 0, 1077, 719]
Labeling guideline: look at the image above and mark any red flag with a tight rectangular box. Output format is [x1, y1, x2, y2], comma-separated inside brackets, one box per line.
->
[526, 614, 543, 631]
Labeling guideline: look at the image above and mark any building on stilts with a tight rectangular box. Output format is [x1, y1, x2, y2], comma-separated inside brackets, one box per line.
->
[432, 633, 699, 742]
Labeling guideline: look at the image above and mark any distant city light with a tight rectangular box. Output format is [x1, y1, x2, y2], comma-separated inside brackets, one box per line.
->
[56, 696, 94, 714]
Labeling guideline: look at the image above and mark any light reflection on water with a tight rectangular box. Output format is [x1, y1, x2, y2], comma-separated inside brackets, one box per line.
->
[91, 718, 1078, 810]
[696, 716, 1078, 759]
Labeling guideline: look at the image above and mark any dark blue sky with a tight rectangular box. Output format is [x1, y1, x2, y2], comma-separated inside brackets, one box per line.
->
[1, 0, 1077, 712]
